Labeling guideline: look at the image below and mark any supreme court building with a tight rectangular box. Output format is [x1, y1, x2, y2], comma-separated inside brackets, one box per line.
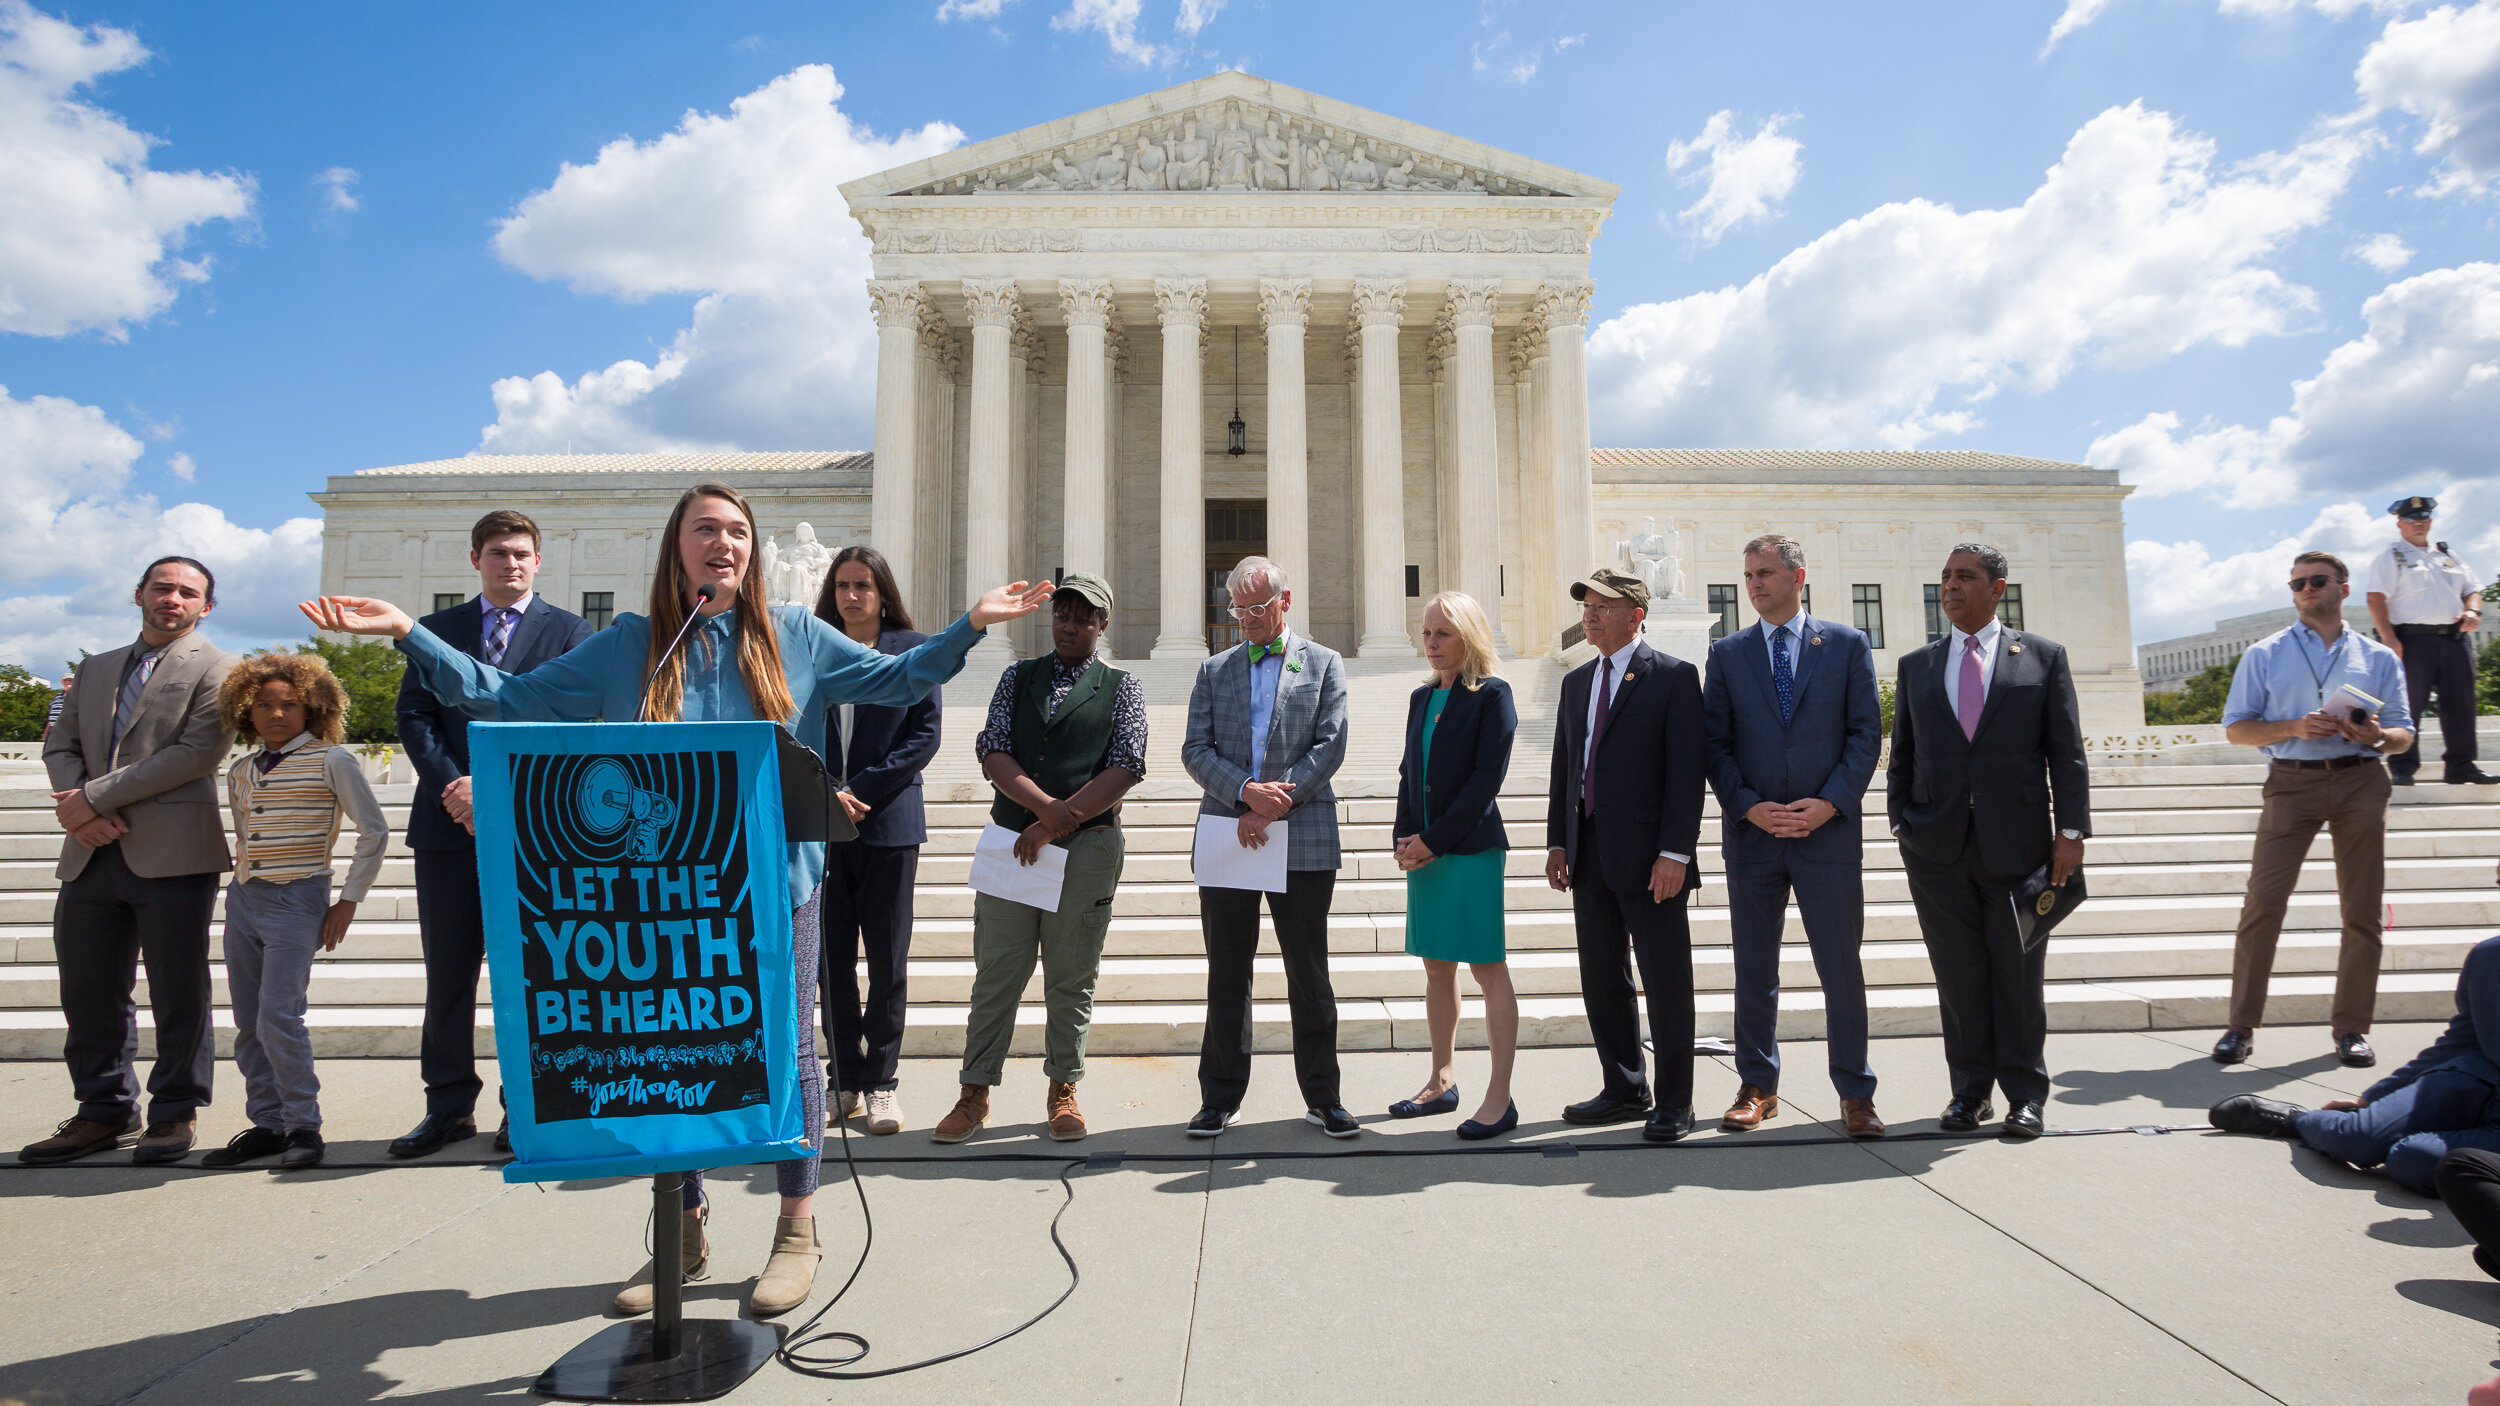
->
[313, 73, 2146, 730]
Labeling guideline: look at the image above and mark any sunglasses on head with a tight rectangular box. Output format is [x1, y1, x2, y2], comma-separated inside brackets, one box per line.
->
[2287, 574, 2339, 592]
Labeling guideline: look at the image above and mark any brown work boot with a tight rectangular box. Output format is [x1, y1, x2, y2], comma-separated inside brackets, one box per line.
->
[747, 1216, 823, 1318]
[19, 1114, 140, 1165]
[612, 1204, 709, 1316]
[1839, 1098, 1887, 1139]
[132, 1117, 196, 1165]
[931, 1084, 989, 1145]
[1047, 1081, 1086, 1142]
[1720, 1084, 1779, 1132]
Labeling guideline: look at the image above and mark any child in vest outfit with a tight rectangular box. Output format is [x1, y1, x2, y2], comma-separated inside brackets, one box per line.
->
[199, 653, 389, 1170]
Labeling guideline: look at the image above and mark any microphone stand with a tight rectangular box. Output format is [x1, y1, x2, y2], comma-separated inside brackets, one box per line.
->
[637, 585, 718, 723]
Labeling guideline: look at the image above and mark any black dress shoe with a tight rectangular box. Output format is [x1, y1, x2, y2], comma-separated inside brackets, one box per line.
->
[2209, 1093, 2305, 1137]
[2212, 1028, 2254, 1065]
[278, 1129, 325, 1169]
[200, 1126, 287, 1168]
[1939, 1098, 1995, 1133]
[1186, 1107, 1240, 1137]
[493, 1119, 510, 1154]
[2002, 1102, 2045, 1139]
[1562, 1090, 1654, 1126]
[1641, 1106, 1695, 1143]
[387, 1113, 477, 1160]
[2446, 768, 2500, 785]
[1304, 1106, 1361, 1139]
[2475, 1244, 2500, 1282]
[2390, 773, 2416, 786]
[2335, 1031, 2377, 1067]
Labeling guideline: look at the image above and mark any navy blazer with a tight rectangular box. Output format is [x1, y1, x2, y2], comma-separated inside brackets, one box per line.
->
[1546, 642, 1707, 897]
[830, 627, 940, 849]
[1394, 676, 1515, 858]
[1701, 614, 1882, 864]
[395, 595, 594, 853]
[1885, 627, 2091, 881]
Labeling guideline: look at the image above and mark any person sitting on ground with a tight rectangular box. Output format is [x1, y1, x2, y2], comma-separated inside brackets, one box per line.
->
[2210, 931, 2500, 1195]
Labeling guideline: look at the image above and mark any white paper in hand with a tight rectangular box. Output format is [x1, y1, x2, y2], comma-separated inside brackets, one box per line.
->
[1193, 815, 1289, 893]
[967, 822, 1068, 911]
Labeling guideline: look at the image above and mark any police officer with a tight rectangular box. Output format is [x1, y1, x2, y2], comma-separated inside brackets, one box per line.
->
[2367, 495, 2498, 786]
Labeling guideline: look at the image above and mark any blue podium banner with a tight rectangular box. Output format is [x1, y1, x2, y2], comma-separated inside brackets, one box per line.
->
[470, 720, 806, 1184]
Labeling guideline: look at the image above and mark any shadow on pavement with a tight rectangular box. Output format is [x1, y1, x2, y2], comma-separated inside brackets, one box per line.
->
[2397, 1276, 2500, 1329]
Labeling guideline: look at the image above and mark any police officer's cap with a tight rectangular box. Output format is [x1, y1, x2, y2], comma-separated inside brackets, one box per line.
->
[2388, 495, 2437, 519]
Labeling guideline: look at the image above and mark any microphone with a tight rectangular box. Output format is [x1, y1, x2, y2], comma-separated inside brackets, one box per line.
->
[638, 584, 719, 722]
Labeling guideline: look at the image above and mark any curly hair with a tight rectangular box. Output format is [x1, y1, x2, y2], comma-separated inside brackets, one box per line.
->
[219, 652, 348, 745]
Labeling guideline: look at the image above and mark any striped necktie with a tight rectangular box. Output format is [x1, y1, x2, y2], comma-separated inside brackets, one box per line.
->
[110, 647, 163, 761]
[484, 607, 517, 667]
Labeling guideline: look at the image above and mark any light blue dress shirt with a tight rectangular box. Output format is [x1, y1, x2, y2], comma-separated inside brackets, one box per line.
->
[1760, 613, 1805, 672]
[2220, 622, 2413, 761]
[396, 604, 984, 899]
[1243, 626, 1290, 790]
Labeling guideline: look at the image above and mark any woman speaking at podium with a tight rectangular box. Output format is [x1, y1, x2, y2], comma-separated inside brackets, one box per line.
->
[302, 483, 1051, 1319]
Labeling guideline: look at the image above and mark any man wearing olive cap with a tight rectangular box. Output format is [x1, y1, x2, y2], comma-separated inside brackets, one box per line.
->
[934, 571, 1146, 1146]
[2366, 496, 2497, 786]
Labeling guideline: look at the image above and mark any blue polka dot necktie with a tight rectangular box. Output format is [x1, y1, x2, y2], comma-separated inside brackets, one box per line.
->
[1772, 626, 1795, 724]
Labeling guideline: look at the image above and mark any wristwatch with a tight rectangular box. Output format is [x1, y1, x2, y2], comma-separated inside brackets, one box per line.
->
[2058, 828, 2083, 841]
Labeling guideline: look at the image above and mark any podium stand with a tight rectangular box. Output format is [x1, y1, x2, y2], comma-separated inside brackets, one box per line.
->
[465, 721, 832, 1403]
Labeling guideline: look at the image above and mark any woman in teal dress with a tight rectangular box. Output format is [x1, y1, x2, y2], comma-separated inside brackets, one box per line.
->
[1392, 591, 1519, 1139]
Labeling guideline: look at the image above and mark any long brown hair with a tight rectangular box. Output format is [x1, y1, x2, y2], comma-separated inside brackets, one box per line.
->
[639, 484, 798, 724]
[814, 544, 915, 635]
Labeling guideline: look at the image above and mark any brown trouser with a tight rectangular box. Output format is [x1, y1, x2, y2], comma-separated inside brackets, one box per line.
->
[2227, 759, 2391, 1032]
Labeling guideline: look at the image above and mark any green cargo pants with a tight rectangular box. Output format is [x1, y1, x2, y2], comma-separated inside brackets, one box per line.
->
[960, 824, 1126, 1086]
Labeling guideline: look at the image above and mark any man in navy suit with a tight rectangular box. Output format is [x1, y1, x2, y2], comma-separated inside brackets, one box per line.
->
[1888, 543, 2089, 1140]
[1703, 535, 1887, 1138]
[386, 510, 593, 1158]
[1548, 568, 1709, 1142]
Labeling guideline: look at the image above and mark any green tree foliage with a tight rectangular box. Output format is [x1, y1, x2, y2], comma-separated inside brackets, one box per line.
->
[2144, 660, 2237, 725]
[2480, 635, 2500, 716]
[1877, 679, 1896, 740]
[294, 637, 405, 745]
[0, 664, 58, 743]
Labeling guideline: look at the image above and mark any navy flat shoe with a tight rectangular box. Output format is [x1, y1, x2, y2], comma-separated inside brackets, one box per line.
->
[1456, 1102, 1518, 1141]
[1389, 1086, 1460, 1119]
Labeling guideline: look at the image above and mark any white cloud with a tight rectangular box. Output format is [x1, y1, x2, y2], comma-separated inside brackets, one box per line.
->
[314, 165, 358, 212]
[1590, 103, 2365, 450]
[2356, 0, 2500, 196]
[1664, 110, 1802, 244]
[482, 65, 962, 453]
[1555, 33, 1586, 50]
[2125, 498, 2401, 641]
[936, 0, 1014, 20]
[2045, 0, 2405, 53]
[1176, 0, 1225, 39]
[1506, 54, 1538, 83]
[0, 387, 322, 667]
[2041, 0, 2118, 55]
[165, 450, 194, 482]
[2094, 260, 2500, 503]
[0, 1, 254, 339]
[2350, 231, 2415, 269]
[1051, 0, 1164, 65]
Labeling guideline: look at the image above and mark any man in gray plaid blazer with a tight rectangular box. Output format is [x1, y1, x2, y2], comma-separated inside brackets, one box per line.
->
[1180, 556, 1356, 1137]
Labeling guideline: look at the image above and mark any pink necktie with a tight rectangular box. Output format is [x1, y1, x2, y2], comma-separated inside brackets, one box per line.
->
[1957, 636, 1985, 740]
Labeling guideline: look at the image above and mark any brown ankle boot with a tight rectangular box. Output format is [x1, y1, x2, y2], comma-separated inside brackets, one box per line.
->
[1047, 1081, 1086, 1142]
[931, 1084, 989, 1144]
[748, 1216, 822, 1318]
[611, 1204, 709, 1316]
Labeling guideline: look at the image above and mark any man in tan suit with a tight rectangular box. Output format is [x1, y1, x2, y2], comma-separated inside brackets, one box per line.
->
[21, 557, 239, 1164]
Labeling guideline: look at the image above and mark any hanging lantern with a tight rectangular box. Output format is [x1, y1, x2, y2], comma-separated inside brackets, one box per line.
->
[1227, 326, 1247, 457]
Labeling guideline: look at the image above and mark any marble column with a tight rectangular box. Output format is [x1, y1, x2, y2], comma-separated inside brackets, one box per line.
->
[1258, 278, 1311, 634]
[867, 279, 926, 610]
[963, 279, 1019, 658]
[1538, 277, 1596, 600]
[1512, 320, 1558, 654]
[1428, 309, 1457, 604]
[912, 306, 956, 620]
[1352, 278, 1412, 657]
[1152, 277, 1208, 659]
[1010, 304, 1040, 653]
[1101, 320, 1127, 659]
[1058, 278, 1114, 587]
[1446, 279, 1507, 652]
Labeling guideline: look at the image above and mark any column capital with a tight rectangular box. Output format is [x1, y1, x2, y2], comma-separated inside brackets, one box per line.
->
[1509, 320, 1549, 376]
[1059, 277, 1116, 328]
[1341, 325, 1362, 380]
[1257, 277, 1311, 329]
[1351, 278, 1407, 327]
[1154, 277, 1208, 328]
[1444, 278, 1501, 329]
[867, 278, 927, 328]
[1534, 277, 1594, 331]
[963, 277, 1021, 329]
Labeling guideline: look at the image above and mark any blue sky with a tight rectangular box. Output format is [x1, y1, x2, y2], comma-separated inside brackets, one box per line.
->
[1, 0, 2495, 668]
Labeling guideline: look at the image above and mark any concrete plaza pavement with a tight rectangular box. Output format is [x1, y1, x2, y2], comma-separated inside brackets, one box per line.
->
[2, 1027, 2494, 1406]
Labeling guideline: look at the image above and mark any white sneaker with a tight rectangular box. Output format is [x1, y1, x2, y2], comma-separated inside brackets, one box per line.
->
[864, 1089, 902, 1136]
[829, 1090, 861, 1127]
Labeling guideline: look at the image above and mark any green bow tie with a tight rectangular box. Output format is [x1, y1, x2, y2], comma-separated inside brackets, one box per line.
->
[1247, 640, 1283, 664]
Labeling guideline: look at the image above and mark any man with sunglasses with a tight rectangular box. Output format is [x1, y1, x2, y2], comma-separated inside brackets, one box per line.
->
[2365, 495, 2496, 787]
[2213, 551, 2414, 1070]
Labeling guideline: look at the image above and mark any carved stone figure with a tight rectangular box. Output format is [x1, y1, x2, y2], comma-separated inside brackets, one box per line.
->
[1168, 118, 1209, 191]
[1129, 136, 1166, 190]
[759, 534, 783, 604]
[1340, 144, 1381, 190]
[1214, 106, 1254, 189]
[1253, 119, 1292, 190]
[1091, 144, 1128, 191]
[1299, 139, 1336, 191]
[1618, 516, 1683, 603]
[779, 522, 834, 607]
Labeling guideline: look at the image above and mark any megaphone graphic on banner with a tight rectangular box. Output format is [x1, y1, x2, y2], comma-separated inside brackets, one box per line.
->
[576, 757, 676, 862]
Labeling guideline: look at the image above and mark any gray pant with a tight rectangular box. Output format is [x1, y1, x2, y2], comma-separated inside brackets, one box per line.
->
[224, 877, 329, 1133]
[962, 825, 1125, 1086]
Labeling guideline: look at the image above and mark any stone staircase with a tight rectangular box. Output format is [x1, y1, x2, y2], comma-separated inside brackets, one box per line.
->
[0, 729, 2492, 1059]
